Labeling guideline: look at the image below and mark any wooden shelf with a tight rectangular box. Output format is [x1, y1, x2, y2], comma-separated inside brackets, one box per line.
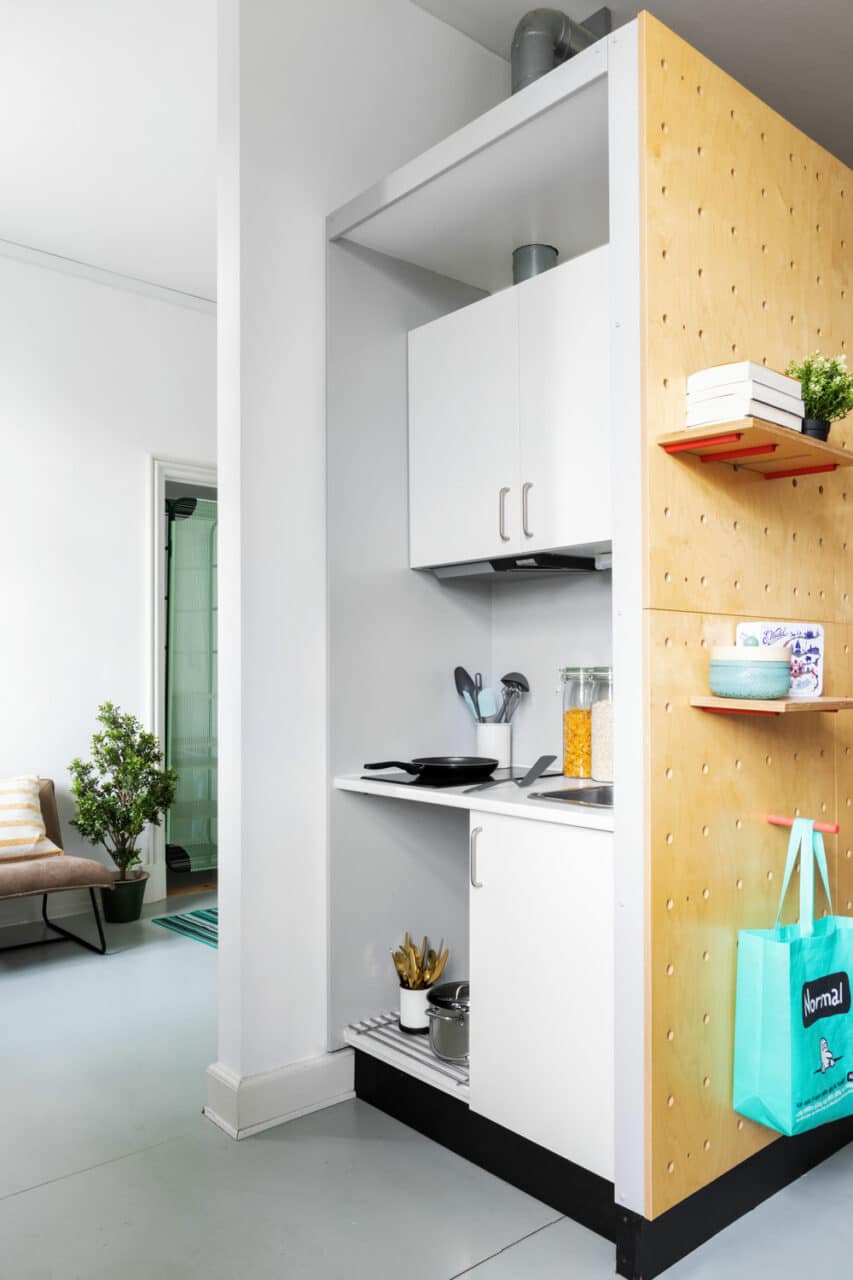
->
[658, 419, 853, 479]
[691, 696, 853, 716]
[326, 39, 609, 293]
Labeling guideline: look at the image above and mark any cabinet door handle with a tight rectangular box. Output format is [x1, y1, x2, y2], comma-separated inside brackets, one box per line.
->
[522, 482, 534, 538]
[498, 487, 511, 542]
[470, 825, 484, 888]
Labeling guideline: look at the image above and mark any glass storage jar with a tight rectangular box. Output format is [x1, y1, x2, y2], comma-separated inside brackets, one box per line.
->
[590, 668, 613, 783]
[561, 667, 596, 778]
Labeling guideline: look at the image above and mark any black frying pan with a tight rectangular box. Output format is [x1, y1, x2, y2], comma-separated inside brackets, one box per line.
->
[364, 756, 498, 786]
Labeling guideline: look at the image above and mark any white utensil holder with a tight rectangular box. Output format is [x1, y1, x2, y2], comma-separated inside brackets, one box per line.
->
[399, 986, 429, 1032]
[476, 722, 512, 769]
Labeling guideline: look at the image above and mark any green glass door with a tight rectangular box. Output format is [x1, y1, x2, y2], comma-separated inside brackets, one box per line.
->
[166, 497, 217, 871]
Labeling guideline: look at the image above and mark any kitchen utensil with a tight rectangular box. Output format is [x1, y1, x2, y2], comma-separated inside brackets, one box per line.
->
[499, 671, 530, 723]
[454, 667, 481, 720]
[427, 980, 470, 1064]
[477, 688, 498, 719]
[400, 986, 430, 1032]
[475, 722, 511, 769]
[464, 753, 556, 793]
[463, 691, 479, 720]
[709, 645, 791, 699]
[364, 756, 498, 786]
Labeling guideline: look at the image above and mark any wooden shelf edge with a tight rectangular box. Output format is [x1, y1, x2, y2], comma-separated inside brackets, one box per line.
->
[691, 696, 853, 716]
[657, 419, 853, 478]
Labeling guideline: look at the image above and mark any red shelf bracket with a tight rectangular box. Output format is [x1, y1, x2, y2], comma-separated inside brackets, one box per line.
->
[700, 443, 778, 464]
[764, 463, 839, 481]
[699, 706, 780, 717]
[663, 431, 743, 455]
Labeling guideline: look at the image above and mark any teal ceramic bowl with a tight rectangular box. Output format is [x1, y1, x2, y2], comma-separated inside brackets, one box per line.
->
[709, 646, 791, 699]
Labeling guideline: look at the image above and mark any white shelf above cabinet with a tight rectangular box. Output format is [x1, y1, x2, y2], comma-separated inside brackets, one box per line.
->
[326, 39, 610, 293]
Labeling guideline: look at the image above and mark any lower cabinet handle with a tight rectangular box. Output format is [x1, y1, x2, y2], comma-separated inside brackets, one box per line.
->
[498, 487, 511, 542]
[470, 825, 483, 888]
[522, 481, 533, 538]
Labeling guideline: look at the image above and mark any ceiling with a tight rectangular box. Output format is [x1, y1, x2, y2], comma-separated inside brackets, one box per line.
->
[413, 0, 853, 168]
[0, 0, 216, 300]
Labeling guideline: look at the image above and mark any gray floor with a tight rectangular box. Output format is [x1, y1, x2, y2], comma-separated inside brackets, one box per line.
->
[1, 895, 851, 1279]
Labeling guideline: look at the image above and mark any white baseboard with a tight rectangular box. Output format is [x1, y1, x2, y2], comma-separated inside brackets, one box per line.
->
[204, 1048, 355, 1139]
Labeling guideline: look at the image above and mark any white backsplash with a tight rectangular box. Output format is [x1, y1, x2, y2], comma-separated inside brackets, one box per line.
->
[488, 571, 613, 768]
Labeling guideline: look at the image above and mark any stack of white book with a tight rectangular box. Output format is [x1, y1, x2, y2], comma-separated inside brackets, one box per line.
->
[686, 361, 805, 431]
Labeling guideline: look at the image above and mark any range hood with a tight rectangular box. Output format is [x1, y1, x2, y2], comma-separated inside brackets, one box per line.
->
[433, 549, 612, 580]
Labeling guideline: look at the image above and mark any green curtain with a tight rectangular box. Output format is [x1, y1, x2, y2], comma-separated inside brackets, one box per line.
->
[166, 498, 218, 871]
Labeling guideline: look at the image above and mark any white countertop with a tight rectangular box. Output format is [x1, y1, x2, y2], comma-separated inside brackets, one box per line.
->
[333, 772, 614, 832]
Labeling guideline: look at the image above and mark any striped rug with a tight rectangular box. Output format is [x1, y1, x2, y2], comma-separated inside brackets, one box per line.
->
[152, 906, 218, 948]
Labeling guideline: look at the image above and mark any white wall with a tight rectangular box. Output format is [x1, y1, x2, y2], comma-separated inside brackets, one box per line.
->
[214, 0, 508, 1113]
[0, 255, 216, 926]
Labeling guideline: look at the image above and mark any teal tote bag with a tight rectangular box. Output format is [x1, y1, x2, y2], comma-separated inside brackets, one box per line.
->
[733, 818, 853, 1136]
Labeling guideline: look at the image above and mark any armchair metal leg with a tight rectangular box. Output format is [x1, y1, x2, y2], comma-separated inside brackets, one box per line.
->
[39, 889, 107, 955]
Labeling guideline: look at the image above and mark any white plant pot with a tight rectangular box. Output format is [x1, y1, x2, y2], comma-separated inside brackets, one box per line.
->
[476, 721, 512, 769]
[399, 986, 429, 1032]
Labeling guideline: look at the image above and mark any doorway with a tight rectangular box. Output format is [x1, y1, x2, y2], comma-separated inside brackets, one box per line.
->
[150, 459, 217, 902]
[164, 481, 218, 896]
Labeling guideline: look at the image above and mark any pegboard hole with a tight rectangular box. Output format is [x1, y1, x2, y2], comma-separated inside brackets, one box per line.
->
[736, 878, 743, 890]
[660, 58, 668, 69]
[767, 870, 774, 881]
[703, 951, 710, 962]
[667, 1161, 675, 1174]
[665, 636, 673, 648]
[738, 1119, 745, 1131]
[667, 1029, 675, 1042]
[702, 888, 710, 900]
[702, 825, 710, 838]
[666, 963, 674, 976]
[666, 767, 673, 779]
[665, 702, 673, 714]
[701, 763, 709, 774]
[700, 575, 708, 587]
[666, 832, 673, 845]
[735, 759, 743, 770]
[736, 819, 743, 830]
[734, 579, 741, 590]
[664, 571, 672, 583]
[666, 898, 674, 911]
[762, 299, 768, 310]
[703, 1012, 711, 1024]
[667, 1094, 675, 1108]
[699, 512, 708, 524]
[704, 1139, 712, 1152]
[765, 754, 773, 766]
[661, 121, 669, 133]
[703, 1076, 711, 1088]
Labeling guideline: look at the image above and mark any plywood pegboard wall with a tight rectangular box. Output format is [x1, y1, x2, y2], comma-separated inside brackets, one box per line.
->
[640, 13, 853, 1216]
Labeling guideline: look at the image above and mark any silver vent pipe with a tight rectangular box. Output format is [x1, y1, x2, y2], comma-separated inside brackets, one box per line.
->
[510, 7, 611, 94]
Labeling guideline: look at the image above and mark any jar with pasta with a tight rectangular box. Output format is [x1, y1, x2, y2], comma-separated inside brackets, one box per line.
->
[560, 667, 597, 778]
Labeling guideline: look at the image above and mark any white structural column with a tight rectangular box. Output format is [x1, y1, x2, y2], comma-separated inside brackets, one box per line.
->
[209, 0, 508, 1137]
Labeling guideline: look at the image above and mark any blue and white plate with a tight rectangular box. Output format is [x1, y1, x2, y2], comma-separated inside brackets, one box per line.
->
[735, 621, 824, 698]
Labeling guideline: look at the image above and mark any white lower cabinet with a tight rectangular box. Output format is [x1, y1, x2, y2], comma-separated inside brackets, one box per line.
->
[468, 812, 614, 1180]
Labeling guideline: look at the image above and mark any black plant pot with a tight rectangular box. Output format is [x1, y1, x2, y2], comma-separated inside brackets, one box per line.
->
[802, 417, 831, 441]
[101, 872, 148, 923]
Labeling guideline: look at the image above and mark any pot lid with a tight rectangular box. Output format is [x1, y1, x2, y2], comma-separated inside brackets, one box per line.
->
[427, 980, 469, 1011]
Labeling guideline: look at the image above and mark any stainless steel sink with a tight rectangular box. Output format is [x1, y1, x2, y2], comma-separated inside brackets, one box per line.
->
[529, 785, 614, 809]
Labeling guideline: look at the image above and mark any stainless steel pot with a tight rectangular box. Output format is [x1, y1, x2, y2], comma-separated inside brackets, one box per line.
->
[427, 980, 469, 1063]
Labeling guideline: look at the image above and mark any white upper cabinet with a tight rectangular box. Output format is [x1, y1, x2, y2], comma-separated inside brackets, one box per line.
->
[517, 246, 611, 553]
[408, 288, 519, 570]
[408, 246, 610, 570]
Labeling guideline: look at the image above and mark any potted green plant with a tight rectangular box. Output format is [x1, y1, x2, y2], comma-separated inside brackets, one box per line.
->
[786, 351, 853, 441]
[69, 702, 177, 923]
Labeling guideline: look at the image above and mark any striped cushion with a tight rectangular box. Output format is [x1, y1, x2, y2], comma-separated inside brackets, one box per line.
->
[0, 776, 63, 861]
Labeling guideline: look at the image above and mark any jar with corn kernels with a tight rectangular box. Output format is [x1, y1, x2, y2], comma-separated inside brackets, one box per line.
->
[560, 667, 606, 778]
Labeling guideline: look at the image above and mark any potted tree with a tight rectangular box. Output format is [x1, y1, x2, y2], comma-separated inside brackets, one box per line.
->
[69, 702, 178, 923]
[786, 351, 853, 441]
